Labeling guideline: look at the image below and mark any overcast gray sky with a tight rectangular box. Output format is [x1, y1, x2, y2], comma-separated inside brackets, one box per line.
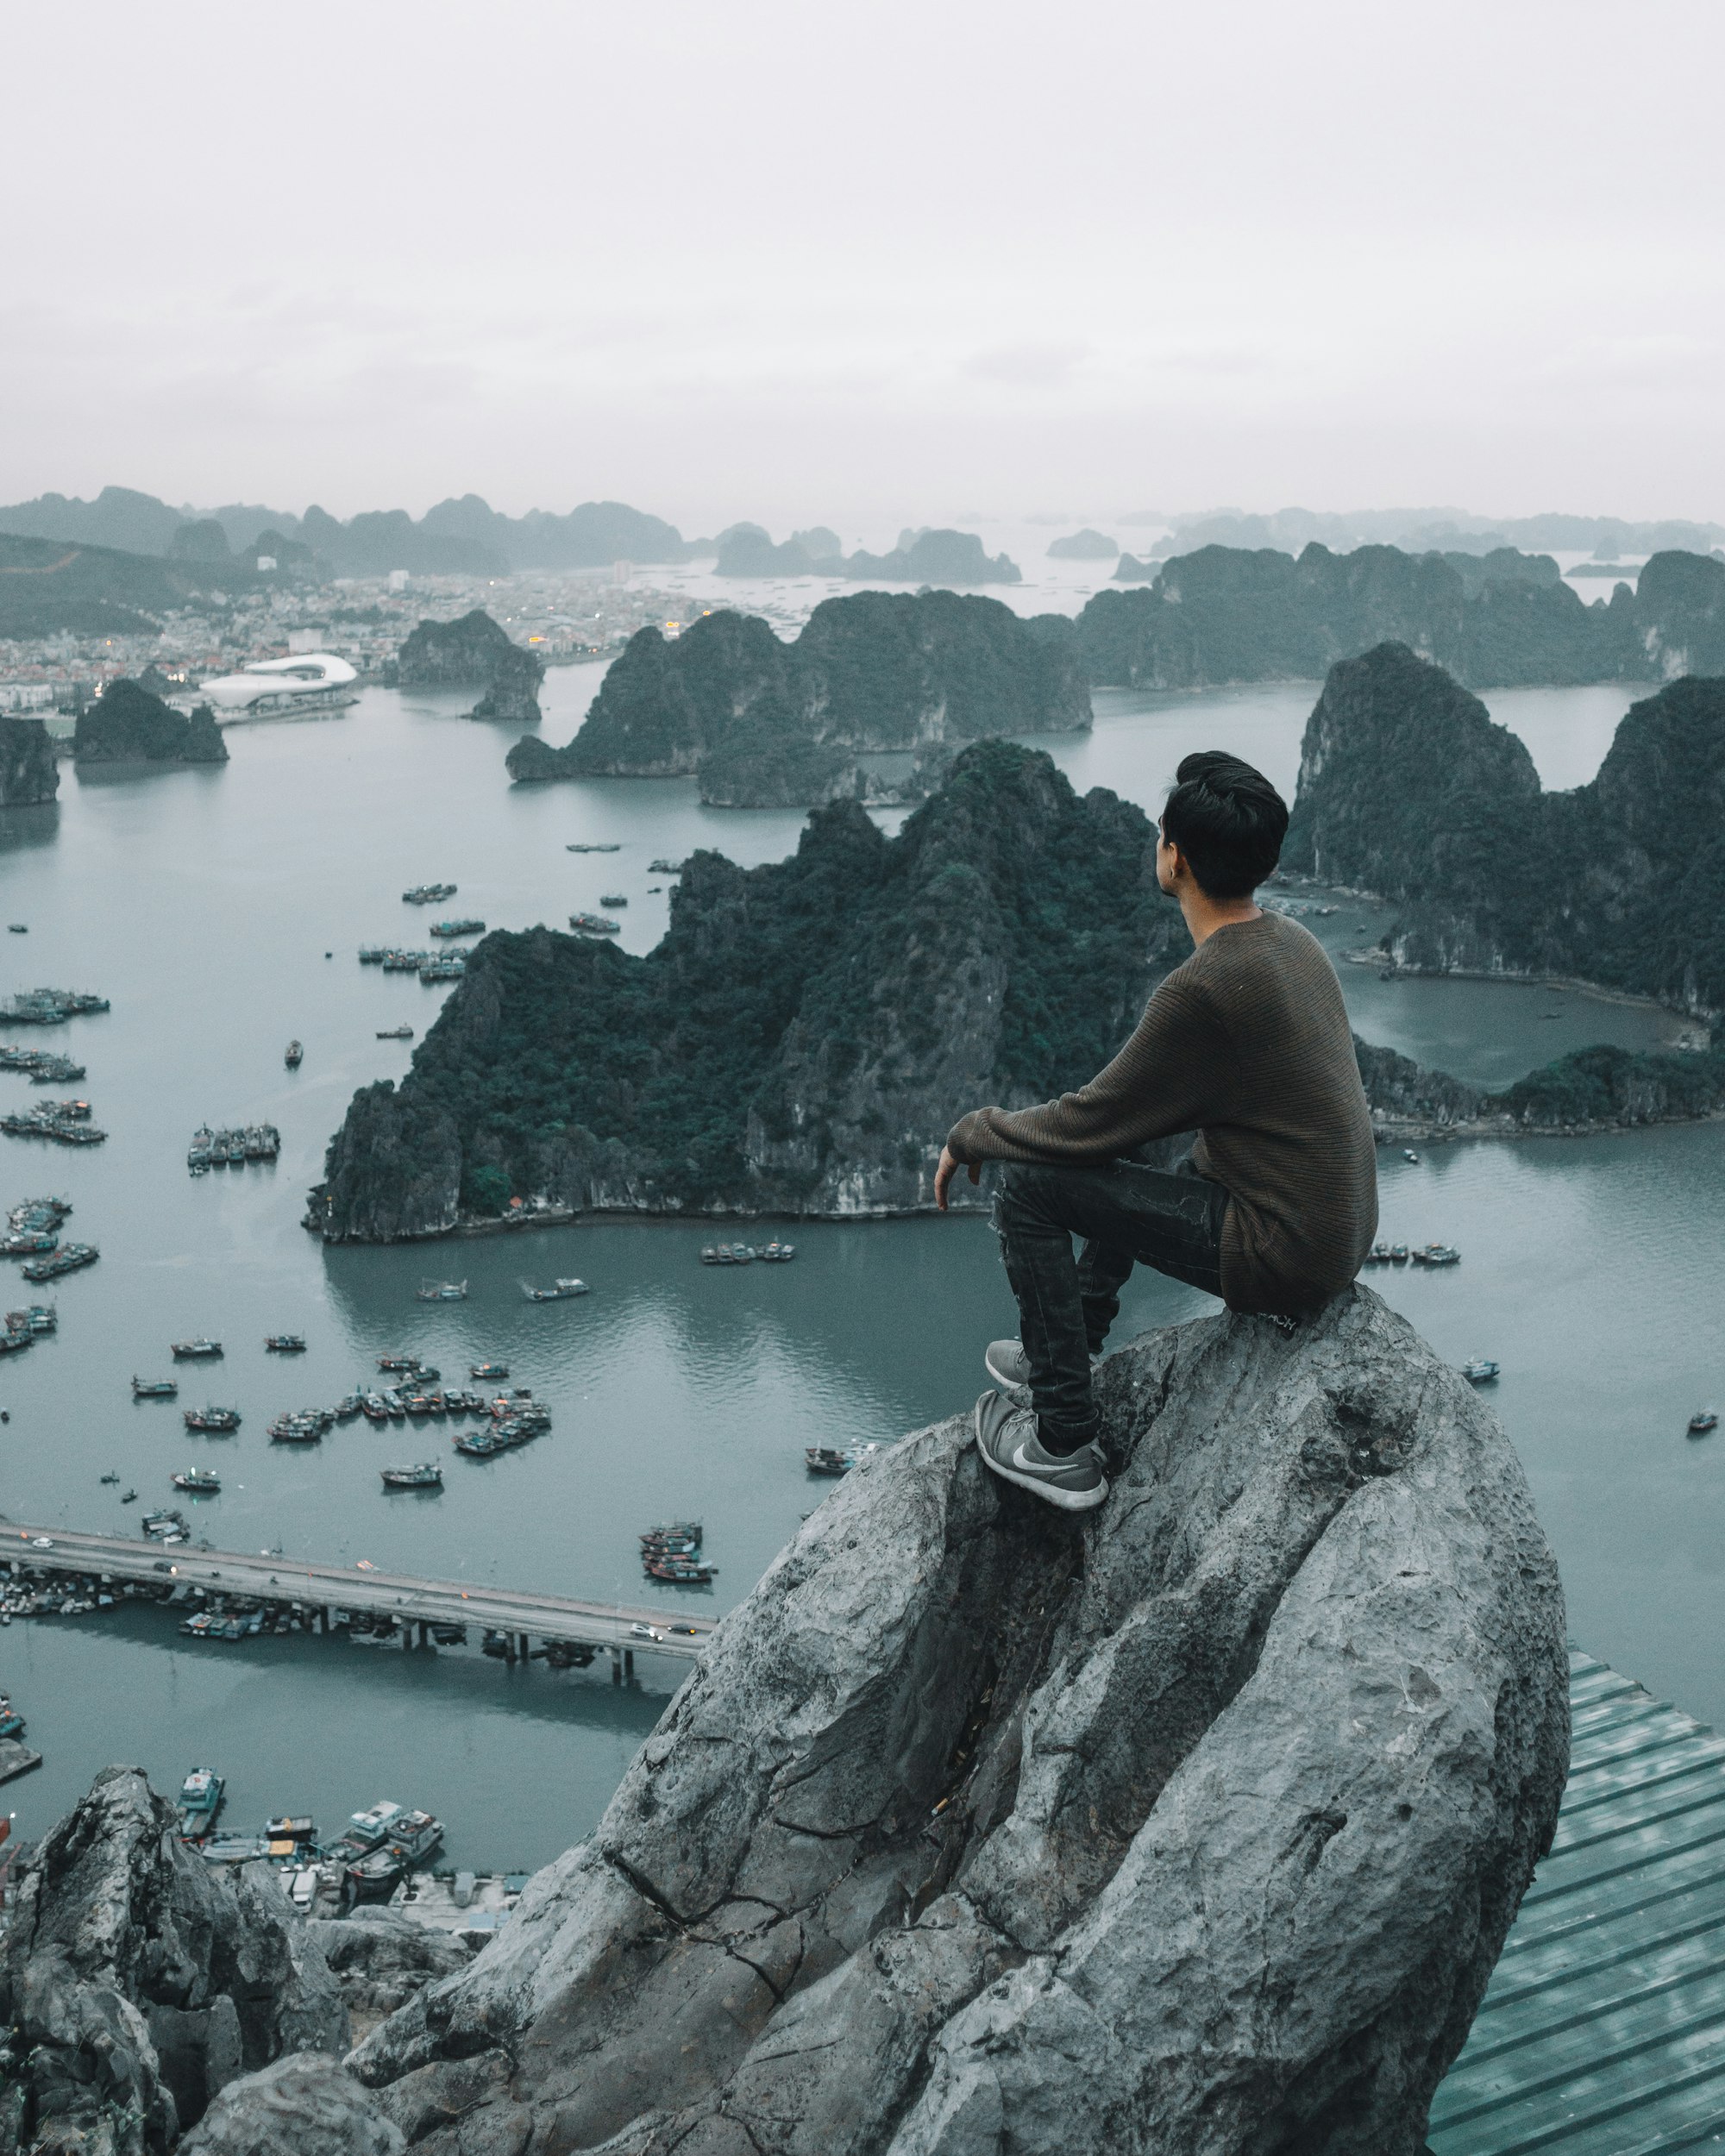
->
[5, 0, 1722, 529]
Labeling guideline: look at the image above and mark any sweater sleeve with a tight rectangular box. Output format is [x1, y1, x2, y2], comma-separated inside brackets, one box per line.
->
[945, 975, 1231, 1167]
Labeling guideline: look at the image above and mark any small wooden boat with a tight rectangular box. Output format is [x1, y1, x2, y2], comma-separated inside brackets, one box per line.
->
[1690, 1409, 1719, 1437]
[1460, 1359, 1500, 1383]
[285, 1041, 304, 1069]
[416, 1281, 467, 1302]
[381, 1462, 443, 1489]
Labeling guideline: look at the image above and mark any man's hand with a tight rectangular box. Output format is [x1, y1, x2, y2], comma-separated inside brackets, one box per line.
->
[935, 1144, 980, 1212]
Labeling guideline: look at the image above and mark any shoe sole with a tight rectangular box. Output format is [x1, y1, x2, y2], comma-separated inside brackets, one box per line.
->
[974, 1400, 1108, 1513]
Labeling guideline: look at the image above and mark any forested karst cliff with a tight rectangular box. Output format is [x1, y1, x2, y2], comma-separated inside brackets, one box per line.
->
[74, 678, 228, 763]
[1285, 642, 1725, 1012]
[1074, 542, 1725, 690]
[315, 743, 1176, 1237]
[505, 591, 1088, 807]
[0, 716, 60, 805]
[395, 608, 544, 722]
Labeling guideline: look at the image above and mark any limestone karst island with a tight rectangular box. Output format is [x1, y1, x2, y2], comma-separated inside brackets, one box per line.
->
[6, 7, 1725, 2153]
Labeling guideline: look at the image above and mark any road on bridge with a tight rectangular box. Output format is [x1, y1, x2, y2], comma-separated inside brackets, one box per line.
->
[0, 1522, 717, 1662]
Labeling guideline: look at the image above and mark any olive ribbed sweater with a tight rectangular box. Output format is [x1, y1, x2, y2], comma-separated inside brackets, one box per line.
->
[946, 911, 1378, 1313]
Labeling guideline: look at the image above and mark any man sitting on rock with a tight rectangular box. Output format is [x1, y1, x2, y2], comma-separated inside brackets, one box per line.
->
[935, 750, 1377, 1513]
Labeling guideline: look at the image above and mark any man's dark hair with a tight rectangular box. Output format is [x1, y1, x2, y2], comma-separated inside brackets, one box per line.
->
[1160, 751, 1289, 899]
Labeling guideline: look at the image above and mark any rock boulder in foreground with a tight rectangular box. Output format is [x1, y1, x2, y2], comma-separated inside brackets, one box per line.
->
[351, 1288, 1569, 2155]
[0, 1765, 348, 2150]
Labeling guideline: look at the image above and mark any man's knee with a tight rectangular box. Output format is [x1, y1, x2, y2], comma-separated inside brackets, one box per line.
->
[994, 1158, 1057, 1230]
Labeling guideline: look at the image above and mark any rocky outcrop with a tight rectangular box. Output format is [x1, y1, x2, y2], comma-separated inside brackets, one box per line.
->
[74, 679, 229, 764]
[396, 611, 544, 724]
[309, 1910, 474, 2023]
[178, 2053, 402, 2155]
[1075, 540, 1725, 691]
[507, 592, 1086, 807]
[844, 528, 1019, 585]
[1045, 528, 1119, 560]
[313, 742, 1184, 1237]
[0, 715, 60, 805]
[349, 1289, 1569, 2154]
[0, 1764, 348, 2149]
[1285, 642, 1725, 1013]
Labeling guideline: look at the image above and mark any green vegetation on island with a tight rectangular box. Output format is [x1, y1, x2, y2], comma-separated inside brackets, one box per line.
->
[1285, 641, 1725, 1013]
[505, 590, 1088, 807]
[73, 679, 228, 765]
[1074, 542, 1725, 690]
[395, 609, 544, 723]
[0, 718, 60, 806]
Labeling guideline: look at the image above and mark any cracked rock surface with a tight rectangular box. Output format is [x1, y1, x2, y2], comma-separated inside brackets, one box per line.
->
[0, 1765, 348, 2153]
[350, 1288, 1569, 2155]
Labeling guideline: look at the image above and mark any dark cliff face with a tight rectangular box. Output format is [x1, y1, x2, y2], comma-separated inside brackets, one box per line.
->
[506, 591, 1090, 807]
[73, 679, 229, 764]
[1285, 642, 1725, 1012]
[395, 608, 546, 718]
[1073, 540, 1725, 691]
[0, 716, 60, 805]
[315, 741, 1180, 1238]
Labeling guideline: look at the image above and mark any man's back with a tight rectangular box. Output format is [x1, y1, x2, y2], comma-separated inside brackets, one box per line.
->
[1176, 910, 1377, 1309]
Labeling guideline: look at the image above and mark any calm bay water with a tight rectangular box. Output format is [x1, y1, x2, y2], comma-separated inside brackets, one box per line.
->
[0, 669, 1717, 1869]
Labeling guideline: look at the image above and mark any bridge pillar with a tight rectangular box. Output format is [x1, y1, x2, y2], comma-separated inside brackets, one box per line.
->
[318, 1606, 329, 1634]
[417, 1621, 428, 1647]
[519, 1632, 531, 1662]
[624, 1649, 635, 1683]
[610, 1646, 622, 1685]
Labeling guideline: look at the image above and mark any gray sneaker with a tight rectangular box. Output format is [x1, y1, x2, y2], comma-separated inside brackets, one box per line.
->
[984, 1338, 1101, 1403]
[973, 1390, 1108, 1513]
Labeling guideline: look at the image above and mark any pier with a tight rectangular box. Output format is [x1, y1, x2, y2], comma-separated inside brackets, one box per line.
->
[2, 1523, 717, 1679]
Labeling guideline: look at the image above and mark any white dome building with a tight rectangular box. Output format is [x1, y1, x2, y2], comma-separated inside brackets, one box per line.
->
[195, 654, 359, 721]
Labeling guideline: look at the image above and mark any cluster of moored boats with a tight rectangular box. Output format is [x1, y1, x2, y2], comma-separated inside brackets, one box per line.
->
[404, 883, 457, 904]
[430, 918, 485, 939]
[0, 1303, 55, 1358]
[699, 1241, 795, 1266]
[357, 946, 467, 981]
[0, 988, 109, 1026]
[1, 1194, 71, 1256]
[22, 1239, 97, 1282]
[187, 1123, 280, 1173]
[2, 1098, 105, 1145]
[640, 1520, 716, 1583]
[0, 1046, 85, 1084]
[174, 1772, 446, 1906]
[1364, 1240, 1461, 1268]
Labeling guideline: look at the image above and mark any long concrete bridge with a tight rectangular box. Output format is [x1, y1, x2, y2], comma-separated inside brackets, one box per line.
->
[1, 1523, 718, 1677]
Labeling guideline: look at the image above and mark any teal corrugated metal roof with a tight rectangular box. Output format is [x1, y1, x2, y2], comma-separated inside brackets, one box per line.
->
[1428, 1651, 1725, 2154]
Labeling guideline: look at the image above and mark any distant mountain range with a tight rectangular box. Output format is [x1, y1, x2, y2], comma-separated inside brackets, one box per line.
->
[0, 486, 701, 579]
[1141, 505, 1725, 561]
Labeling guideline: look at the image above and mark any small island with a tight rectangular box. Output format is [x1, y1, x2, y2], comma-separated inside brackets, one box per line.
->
[1046, 528, 1120, 560]
[506, 589, 1088, 807]
[72, 679, 228, 765]
[395, 608, 544, 724]
[0, 717, 60, 805]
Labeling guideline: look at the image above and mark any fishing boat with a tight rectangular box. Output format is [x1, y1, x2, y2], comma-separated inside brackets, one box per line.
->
[377, 1351, 423, 1371]
[756, 1241, 796, 1263]
[121, 1489, 137, 1503]
[403, 883, 457, 903]
[1388, 1244, 1410, 1264]
[1362, 1241, 1391, 1266]
[265, 1333, 307, 1353]
[381, 1463, 443, 1489]
[100, 1471, 119, 1484]
[599, 893, 628, 907]
[1460, 1359, 1500, 1383]
[183, 1406, 241, 1432]
[1412, 1244, 1461, 1268]
[523, 1277, 589, 1301]
[416, 1280, 467, 1302]
[648, 857, 685, 874]
[172, 1467, 222, 1495]
[1402, 1149, 1421, 1163]
[269, 1411, 330, 1443]
[376, 1024, 415, 1039]
[805, 1443, 881, 1476]
[429, 918, 486, 938]
[641, 1519, 703, 1549]
[470, 1360, 509, 1380]
[0, 1700, 24, 1740]
[285, 1041, 304, 1069]
[141, 1508, 189, 1541]
[1690, 1409, 1720, 1436]
[566, 843, 620, 853]
[132, 1376, 179, 1400]
[644, 1554, 718, 1583]
[171, 1338, 223, 1359]
[176, 1767, 224, 1836]
[568, 912, 620, 935]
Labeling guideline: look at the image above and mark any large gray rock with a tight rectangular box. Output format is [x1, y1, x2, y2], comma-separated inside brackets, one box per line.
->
[310, 1910, 474, 2016]
[178, 2053, 403, 2155]
[350, 1288, 1569, 2153]
[0, 1765, 348, 2153]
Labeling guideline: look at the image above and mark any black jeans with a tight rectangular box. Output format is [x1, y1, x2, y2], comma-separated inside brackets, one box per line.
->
[993, 1154, 1229, 1455]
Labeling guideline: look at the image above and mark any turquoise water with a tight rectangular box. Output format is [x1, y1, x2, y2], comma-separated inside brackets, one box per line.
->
[0, 675, 1716, 1867]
